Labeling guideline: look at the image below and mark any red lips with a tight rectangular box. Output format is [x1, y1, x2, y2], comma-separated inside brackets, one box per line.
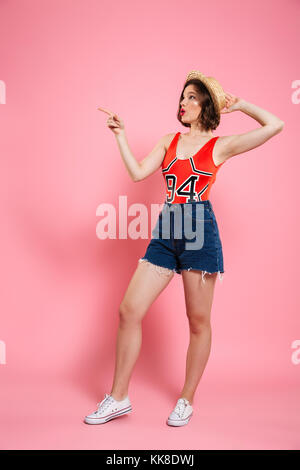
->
[180, 109, 185, 115]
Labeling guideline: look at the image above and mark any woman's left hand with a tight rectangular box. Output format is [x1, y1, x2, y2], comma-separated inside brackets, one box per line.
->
[220, 92, 243, 113]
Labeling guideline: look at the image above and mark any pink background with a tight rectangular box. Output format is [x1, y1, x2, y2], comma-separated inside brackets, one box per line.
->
[0, 0, 299, 450]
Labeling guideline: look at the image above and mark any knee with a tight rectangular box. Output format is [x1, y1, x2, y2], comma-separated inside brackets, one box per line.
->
[187, 311, 211, 334]
[119, 301, 144, 325]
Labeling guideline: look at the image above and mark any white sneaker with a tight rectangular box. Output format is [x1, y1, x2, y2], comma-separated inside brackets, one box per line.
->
[84, 393, 132, 424]
[166, 398, 193, 426]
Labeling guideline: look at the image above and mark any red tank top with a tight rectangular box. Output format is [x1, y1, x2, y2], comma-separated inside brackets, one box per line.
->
[161, 132, 224, 203]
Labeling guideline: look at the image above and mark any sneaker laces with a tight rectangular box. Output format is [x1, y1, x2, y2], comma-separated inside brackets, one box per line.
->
[93, 393, 114, 415]
[174, 398, 190, 418]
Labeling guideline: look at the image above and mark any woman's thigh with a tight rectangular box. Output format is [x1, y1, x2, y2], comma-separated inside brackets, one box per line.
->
[182, 269, 217, 323]
[120, 260, 175, 321]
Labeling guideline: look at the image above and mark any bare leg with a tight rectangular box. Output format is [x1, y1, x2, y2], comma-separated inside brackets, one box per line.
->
[110, 260, 175, 400]
[178, 270, 218, 405]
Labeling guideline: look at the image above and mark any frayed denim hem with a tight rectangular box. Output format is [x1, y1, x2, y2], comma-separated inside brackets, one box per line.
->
[138, 258, 177, 276]
[180, 267, 224, 284]
[138, 258, 224, 283]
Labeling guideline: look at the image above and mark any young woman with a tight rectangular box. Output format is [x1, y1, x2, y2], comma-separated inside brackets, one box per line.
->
[85, 71, 284, 427]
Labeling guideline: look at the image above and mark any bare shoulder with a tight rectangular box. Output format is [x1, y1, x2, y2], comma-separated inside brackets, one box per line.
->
[162, 133, 177, 152]
[213, 135, 231, 166]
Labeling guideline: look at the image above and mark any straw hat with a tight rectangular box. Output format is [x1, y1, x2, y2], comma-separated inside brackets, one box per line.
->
[184, 70, 226, 117]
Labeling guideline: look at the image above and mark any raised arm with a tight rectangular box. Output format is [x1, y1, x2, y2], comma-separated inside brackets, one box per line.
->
[134, 134, 173, 182]
[215, 94, 285, 165]
[115, 133, 170, 182]
[97, 106, 168, 182]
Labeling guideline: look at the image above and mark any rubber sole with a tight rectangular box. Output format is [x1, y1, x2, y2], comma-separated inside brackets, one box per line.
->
[166, 412, 193, 427]
[84, 406, 132, 425]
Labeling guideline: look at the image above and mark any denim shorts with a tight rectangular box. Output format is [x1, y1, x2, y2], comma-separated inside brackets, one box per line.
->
[138, 200, 224, 284]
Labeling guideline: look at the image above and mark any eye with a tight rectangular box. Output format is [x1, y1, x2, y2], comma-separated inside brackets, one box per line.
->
[181, 95, 196, 101]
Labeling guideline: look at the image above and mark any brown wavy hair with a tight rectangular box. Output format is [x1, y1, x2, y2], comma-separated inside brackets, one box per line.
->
[177, 79, 220, 131]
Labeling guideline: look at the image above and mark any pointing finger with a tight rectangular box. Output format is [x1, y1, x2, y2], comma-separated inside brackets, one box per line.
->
[97, 106, 116, 116]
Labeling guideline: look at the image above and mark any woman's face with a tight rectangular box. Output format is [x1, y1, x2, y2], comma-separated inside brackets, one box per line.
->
[179, 85, 201, 124]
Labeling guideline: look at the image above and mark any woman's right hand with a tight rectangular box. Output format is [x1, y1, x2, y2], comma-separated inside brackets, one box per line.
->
[97, 107, 125, 136]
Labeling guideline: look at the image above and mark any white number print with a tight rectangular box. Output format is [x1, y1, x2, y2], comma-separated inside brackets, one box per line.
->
[165, 174, 200, 203]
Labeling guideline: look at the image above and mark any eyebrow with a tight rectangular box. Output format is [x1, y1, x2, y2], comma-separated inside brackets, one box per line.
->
[182, 92, 196, 97]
